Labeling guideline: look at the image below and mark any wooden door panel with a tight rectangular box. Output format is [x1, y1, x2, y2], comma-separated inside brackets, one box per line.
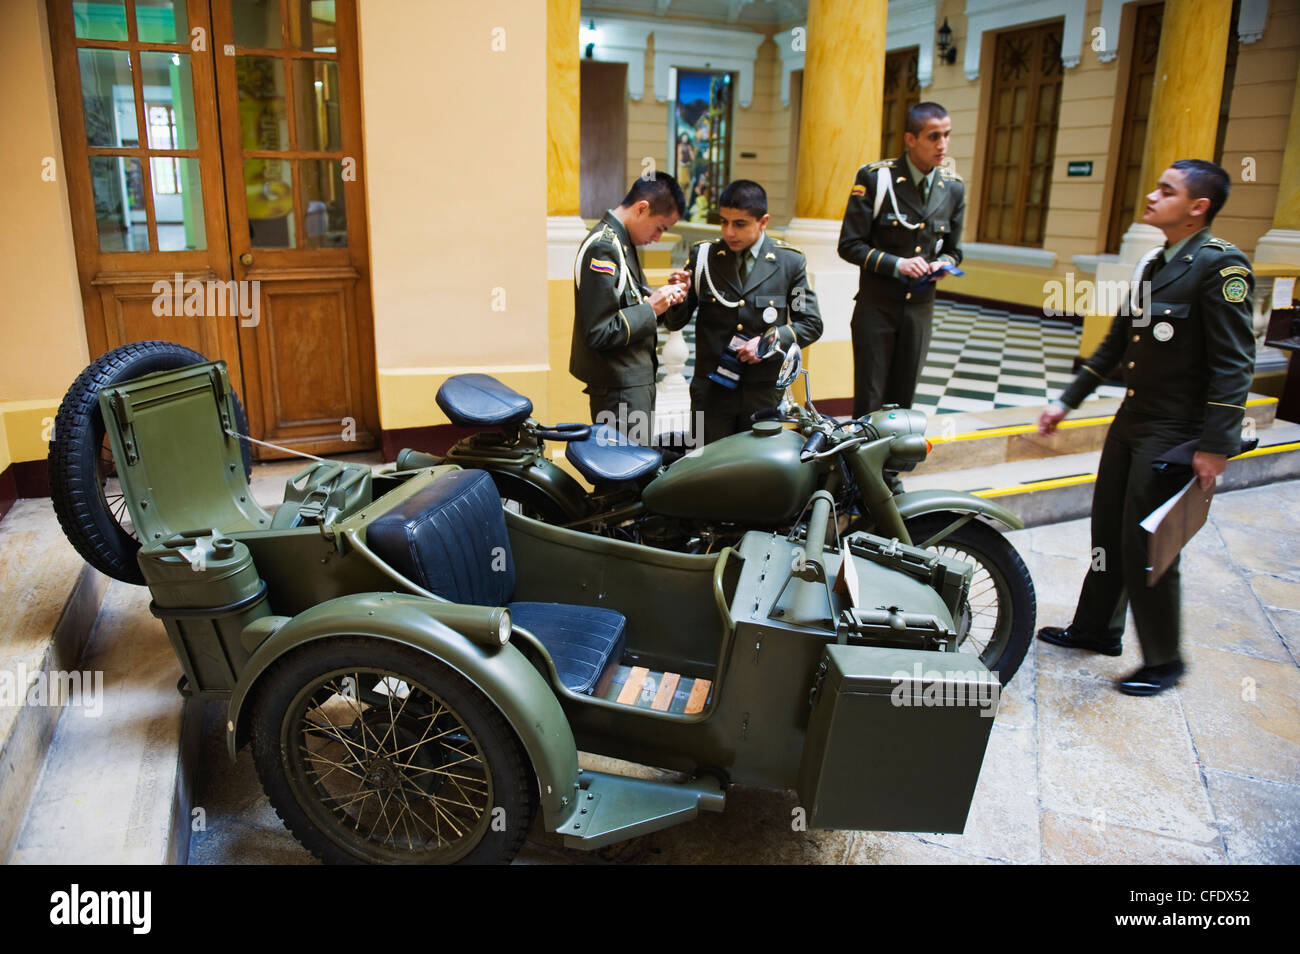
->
[91, 275, 242, 371]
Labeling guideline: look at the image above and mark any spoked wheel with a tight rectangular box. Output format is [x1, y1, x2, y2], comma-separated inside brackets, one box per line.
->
[904, 514, 1036, 685]
[250, 637, 536, 865]
[48, 340, 251, 584]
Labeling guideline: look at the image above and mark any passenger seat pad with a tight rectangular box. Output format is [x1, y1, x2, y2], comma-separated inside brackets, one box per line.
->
[436, 373, 533, 428]
[509, 601, 626, 695]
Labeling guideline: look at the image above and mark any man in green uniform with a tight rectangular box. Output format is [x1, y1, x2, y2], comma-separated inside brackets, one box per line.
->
[838, 102, 965, 417]
[570, 172, 688, 441]
[664, 179, 822, 444]
[1037, 159, 1256, 696]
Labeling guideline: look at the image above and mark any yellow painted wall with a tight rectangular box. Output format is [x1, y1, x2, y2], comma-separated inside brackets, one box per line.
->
[0, 1, 89, 463]
[626, 37, 668, 184]
[357, 1, 549, 430]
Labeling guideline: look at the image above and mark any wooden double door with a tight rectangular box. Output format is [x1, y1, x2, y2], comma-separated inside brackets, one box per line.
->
[49, 0, 377, 457]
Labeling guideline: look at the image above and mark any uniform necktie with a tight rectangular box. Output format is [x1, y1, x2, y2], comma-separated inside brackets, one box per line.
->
[738, 252, 751, 286]
[919, 174, 930, 205]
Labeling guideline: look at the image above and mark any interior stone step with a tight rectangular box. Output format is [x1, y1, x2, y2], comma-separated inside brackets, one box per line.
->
[7, 578, 199, 864]
[0, 498, 109, 862]
[923, 395, 1278, 473]
[904, 418, 1300, 528]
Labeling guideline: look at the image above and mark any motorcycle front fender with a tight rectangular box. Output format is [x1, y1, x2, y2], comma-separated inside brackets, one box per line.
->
[892, 489, 1025, 533]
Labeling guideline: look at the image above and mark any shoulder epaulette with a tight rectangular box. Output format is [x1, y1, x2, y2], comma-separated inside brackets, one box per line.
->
[865, 159, 895, 172]
[772, 240, 804, 255]
[938, 167, 964, 182]
[1201, 237, 1233, 249]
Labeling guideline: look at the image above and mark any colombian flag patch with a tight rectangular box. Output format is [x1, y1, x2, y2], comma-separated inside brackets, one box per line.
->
[851, 184, 866, 197]
[589, 259, 617, 275]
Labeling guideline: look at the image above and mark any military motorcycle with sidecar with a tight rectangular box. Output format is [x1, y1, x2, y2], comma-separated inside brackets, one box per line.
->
[47, 342, 1004, 864]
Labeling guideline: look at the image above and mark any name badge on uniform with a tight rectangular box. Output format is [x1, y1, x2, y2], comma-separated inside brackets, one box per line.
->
[1153, 322, 1174, 342]
[762, 306, 778, 324]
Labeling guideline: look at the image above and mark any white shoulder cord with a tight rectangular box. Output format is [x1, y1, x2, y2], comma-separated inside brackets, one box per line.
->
[875, 166, 925, 230]
[573, 226, 629, 297]
[1129, 245, 1162, 316]
[695, 243, 742, 308]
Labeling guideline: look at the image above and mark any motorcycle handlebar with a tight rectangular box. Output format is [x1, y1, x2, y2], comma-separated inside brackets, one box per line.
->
[799, 430, 829, 461]
[535, 422, 592, 442]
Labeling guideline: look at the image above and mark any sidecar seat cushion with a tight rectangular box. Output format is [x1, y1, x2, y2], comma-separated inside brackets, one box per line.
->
[436, 374, 533, 428]
[566, 424, 662, 484]
[508, 602, 626, 695]
[367, 468, 515, 606]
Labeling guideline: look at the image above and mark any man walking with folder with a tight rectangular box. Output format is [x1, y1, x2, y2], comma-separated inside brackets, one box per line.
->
[1036, 159, 1256, 695]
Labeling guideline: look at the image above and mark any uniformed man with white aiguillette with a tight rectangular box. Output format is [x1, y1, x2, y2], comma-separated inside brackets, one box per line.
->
[664, 179, 822, 445]
[838, 102, 965, 418]
[570, 172, 688, 440]
[1037, 159, 1257, 696]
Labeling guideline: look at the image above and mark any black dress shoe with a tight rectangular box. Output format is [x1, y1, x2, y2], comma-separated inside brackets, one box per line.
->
[1118, 661, 1185, 696]
[1036, 626, 1123, 656]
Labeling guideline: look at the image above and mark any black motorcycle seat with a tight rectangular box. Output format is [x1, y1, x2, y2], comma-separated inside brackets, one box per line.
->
[436, 373, 533, 428]
[565, 424, 662, 483]
[366, 469, 625, 695]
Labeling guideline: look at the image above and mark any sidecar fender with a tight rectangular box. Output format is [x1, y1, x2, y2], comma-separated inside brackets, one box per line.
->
[227, 592, 581, 828]
[892, 490, 1024, 532]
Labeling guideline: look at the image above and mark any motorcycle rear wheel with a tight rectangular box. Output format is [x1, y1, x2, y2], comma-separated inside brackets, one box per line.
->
[903, 514, 1035, 685]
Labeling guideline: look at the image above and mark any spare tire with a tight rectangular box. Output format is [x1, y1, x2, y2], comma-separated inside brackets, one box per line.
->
[48, 341, 252, 584]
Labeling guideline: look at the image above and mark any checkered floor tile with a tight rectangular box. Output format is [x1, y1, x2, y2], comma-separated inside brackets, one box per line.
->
[657, 298, 1125, 415]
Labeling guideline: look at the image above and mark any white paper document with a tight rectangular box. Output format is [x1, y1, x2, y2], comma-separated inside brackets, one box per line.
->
[1140, 477, 1198, 533]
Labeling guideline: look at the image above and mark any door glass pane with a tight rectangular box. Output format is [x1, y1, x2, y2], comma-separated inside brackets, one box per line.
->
[301, 159, 346, 247]
[79, 49, 139, 148]
[154, 157, 206, 250]
[245, 159, 294, 247]
[232, 0, 283, 48]
[236, 57, 289, 150]
[135, 0, 189, 44]
[90, 156, 149, 252]
[293, 60, 341, 151]
[140, 52, 197, 149]
[292, 0, 338, 52]
[74, 0, 128, 41]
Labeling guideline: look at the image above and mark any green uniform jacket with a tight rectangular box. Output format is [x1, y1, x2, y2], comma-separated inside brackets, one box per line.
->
[569, 212, 660, 389]
[837, 156, 965, 303]
[663, 236, 822, 385]
[1059, 229, 1256, 456]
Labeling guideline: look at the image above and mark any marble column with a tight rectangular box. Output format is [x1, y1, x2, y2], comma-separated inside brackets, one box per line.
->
[782, 0, 888, 401]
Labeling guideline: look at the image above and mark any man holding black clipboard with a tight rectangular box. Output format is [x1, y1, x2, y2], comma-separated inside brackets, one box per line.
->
[1036, 160, 1257, 696]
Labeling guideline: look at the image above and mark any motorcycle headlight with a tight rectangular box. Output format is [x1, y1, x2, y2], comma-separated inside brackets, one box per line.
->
[497, 608, 513, 646]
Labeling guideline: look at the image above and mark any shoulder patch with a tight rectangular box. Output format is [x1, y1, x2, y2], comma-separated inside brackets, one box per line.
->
[850, 183, 867, 197]
[1219, 265, 1250, 278]
[588, 258, 617, 276]
[1222, 275, 1249, 303]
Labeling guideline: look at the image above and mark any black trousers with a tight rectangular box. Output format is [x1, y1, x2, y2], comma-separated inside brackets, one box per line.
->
[1069, 410, 1204, 666]
[850, 295, 934, 417]
[689, 376, 780, 445]
[586, 383, 656, 443]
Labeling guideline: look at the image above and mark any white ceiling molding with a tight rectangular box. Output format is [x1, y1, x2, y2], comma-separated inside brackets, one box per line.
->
[774, 25, 803, 107]
[583, 18, 655, 100]
[647, 21, 766, 106]
[1238, 0, 1269, 43]
[963, 0, 1087, 81]
[1098, 0, 1265, 65]
[886, 0, 937, 88]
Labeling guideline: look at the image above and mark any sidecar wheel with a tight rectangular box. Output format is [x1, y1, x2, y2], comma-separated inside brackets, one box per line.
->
[48, 340, 252, 584]
[904, 515, 1035, 685]
[249, 637, 536, 865]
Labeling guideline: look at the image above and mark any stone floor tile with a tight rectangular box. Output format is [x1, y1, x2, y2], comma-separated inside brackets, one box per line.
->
[1179, 539, 1292, 662]
[925, 723, 1041, 863]
[1041, 810, 1224, 864]
[1202, 769, 1300, 864]
[1037, 668, 1218, 843]
[1177, 644, 1300, 785]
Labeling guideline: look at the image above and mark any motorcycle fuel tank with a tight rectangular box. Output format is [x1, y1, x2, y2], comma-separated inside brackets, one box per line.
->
[642, 422, 818, 523]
